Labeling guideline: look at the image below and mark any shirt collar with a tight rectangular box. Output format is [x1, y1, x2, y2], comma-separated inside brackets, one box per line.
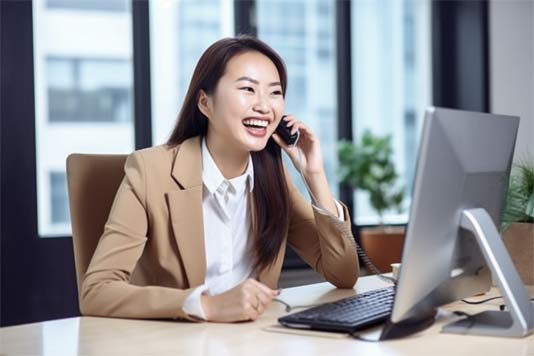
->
[201, 138, 254, 195]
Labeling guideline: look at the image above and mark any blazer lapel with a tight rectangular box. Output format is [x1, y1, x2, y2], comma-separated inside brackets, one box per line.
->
[166, 137, 206, 288]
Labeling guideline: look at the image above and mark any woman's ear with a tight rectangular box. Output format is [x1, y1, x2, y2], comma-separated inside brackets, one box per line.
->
[197, 89, 212, 120]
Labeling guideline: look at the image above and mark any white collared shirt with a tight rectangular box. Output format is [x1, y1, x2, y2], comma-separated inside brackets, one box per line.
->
[182, 139, 254, 318]
[182, 138, 345, 319]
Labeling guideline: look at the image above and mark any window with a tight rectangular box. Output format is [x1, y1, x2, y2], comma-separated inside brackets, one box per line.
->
[50, 172, 69, 224]
[257, 0, 339, 198]
[33, 0, 134, 237]
[149, 0, 234, 145]
[47, 57, 131, 123]
[351, 0, 431, 225]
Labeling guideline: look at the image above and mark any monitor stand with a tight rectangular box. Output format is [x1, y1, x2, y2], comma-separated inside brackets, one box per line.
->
[442, 208, 534, 337]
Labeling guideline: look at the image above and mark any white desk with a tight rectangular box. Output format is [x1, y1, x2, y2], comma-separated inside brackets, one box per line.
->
[1, 275, 533, 356]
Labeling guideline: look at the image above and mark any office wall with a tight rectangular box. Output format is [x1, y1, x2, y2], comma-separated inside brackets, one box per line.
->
[490, 0, 534, 162]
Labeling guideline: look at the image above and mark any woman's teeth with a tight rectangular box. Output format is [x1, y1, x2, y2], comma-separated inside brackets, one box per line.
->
[243, 119, 269, 128]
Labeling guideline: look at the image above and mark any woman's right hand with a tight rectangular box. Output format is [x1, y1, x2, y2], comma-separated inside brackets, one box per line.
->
[200, 278, 279, 322]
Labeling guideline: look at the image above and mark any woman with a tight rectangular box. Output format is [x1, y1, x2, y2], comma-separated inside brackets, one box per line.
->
[81, 35, 359, 323]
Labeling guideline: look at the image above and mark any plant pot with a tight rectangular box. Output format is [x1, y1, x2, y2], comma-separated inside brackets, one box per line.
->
[502, 222, 534, 286]
[359, 226, 405, 273]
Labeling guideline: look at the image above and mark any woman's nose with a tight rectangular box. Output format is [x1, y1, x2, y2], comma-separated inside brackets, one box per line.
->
[252, 95, 270, 113]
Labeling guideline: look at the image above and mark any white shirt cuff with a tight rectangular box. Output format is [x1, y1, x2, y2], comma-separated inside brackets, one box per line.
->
[312, 199, 345, 221]
[182, 284, 209, 320]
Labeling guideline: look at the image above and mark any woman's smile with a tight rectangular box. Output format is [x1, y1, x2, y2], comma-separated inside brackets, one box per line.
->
[242, 117, 272, 138]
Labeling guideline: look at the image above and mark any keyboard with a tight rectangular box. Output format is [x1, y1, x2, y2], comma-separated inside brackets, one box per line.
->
[278, 286, 395, 333]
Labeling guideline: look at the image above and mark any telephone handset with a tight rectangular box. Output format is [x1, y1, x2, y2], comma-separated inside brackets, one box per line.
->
[276, 115, 300, 146]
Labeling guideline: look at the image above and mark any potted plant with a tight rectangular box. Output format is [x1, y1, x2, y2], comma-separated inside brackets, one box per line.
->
[338, 130, 405, 272]
[501, 156, 534, 286]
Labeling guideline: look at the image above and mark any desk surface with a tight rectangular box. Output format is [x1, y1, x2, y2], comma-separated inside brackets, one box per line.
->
[1, 275, 533, 356]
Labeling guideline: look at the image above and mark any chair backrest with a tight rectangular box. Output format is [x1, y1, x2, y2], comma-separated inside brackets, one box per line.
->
[66, 153, 127, 300]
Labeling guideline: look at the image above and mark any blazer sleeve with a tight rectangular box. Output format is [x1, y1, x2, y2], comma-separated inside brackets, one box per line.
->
[80, 151, 198, 321]
[285, 172, 360, 288]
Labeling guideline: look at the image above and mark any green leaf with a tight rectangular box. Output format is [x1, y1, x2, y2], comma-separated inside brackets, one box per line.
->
[525, 192, 534, 218]
[501, 154, 534, 227]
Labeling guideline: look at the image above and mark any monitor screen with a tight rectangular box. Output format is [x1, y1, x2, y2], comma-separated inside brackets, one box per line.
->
[380, 107, 532, 339]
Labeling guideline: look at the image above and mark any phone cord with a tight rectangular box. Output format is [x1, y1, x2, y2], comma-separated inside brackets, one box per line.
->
[294, 147, 397, 286]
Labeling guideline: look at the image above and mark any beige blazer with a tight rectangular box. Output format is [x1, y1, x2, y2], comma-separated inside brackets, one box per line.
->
[81, 136, 359, 320]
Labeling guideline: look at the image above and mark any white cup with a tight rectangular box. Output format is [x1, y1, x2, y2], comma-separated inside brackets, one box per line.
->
[390, 263, 401, 280]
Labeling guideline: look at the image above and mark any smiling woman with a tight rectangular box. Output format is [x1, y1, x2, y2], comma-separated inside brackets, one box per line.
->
[197, 51, 285, 156]
[80, 35, 359, 323]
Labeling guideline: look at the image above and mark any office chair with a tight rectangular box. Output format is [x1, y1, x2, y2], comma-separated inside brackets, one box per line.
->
[66, 154, 127, 304]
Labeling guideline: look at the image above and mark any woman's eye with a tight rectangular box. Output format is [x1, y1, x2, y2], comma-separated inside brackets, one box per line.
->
[272, 90, 282, 95]
[240, 87, 254, 93]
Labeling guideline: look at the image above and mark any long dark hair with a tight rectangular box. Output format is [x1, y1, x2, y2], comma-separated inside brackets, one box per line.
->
[167, 35, 290, 273]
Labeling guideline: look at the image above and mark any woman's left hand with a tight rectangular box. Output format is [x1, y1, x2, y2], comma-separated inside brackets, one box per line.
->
[271, 115, 324, 177]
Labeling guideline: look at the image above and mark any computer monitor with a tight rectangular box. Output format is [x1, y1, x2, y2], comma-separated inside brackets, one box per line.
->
[380, 107, 533, 340]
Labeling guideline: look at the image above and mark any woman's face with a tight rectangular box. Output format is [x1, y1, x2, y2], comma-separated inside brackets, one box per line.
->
[198, 50, 285, 153]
